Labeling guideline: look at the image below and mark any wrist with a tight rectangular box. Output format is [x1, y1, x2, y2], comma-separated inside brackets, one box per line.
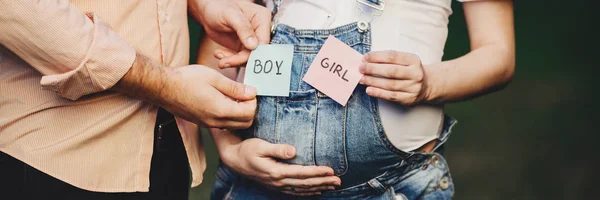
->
[112, 52, 172, 108]
[211, 129, 243, 166]
[189, 0, 211, 24]
[422, 65, 443, 104]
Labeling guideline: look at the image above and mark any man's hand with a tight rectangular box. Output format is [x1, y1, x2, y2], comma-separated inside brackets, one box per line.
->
[159, 65, 257, 128]
[112, 53, 257, 129]
[359, 50, 431, 106]
[191, 0, 272, 68]
[213, 129, 342, 196]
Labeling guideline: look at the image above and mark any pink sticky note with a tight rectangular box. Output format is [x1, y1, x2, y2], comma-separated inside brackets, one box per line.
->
[303, 36, 363, 106]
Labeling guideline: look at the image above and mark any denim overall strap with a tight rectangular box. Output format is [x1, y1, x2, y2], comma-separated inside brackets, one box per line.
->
[366, 0, 381, 4]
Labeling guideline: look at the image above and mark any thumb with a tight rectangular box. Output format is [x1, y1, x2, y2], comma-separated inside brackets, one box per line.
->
[224, 8, 259, 50]
[214, 77, 256, 101]
[260, 143, 296, 160]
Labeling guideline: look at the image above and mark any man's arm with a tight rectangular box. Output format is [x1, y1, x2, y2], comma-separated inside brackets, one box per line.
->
[111, 53, 256, 128]
[0, 0, 134, 100]
[188, 0, 272, 68]
[0, 0, 257, 129]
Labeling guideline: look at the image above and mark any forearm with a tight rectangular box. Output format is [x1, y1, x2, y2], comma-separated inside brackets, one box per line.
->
[424, 0, 515, 104]
[210, 128, 243, 163]
[0, 0, 135, 100]
[188, 0, 210, 24]
[197, 37, 239, 80]
[111, 52, 174, 109]
[424, 43, 515, 104]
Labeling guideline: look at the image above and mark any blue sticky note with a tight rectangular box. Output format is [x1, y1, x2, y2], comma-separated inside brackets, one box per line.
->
[244, 44, 294, 96]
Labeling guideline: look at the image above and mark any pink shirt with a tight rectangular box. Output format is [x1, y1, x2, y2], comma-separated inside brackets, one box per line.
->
[0, 0, 206, 192]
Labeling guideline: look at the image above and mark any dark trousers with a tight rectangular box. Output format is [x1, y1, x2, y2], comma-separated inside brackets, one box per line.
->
[0, 108, 190, 200]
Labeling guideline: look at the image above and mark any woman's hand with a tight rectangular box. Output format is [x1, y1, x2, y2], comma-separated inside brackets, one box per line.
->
[212, 129, 341, 196]
[359, 50, 431, 106]
[361, 1, 514, 105]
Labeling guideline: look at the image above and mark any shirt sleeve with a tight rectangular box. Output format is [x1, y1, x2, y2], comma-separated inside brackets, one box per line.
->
[0, 0, 136, 100]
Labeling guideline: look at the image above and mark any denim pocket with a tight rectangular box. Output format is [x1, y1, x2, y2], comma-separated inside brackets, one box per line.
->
[269, 89, 349, 175]
[272, 90, 318, 167]
[314, 93, 348, 175]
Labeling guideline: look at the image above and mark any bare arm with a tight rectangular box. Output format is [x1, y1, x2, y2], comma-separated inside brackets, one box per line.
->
[197, 37, 240, 80]
[425, 0, 515, 103]
[359, 0, 515, 105]
[210, 128, 341, 196]
[111, 53, 257, 129]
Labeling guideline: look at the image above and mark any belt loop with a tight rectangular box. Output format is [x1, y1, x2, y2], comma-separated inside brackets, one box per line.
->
[367, 178, 387, 194]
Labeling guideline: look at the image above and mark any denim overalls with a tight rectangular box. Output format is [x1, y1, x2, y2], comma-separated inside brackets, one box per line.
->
[212, 1, 457, 199]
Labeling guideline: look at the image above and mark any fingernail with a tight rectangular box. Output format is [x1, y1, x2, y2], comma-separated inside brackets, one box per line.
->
[216, 53, 224, 59]
[359, 77, 365, 84]
[362, 54, 368, 62]
[328, 187, 335, 190]
[247, 37, 258, 49]
[285, 146, 295, 158]
[224, 63, 230, 68]
[245, 86, 256, 96]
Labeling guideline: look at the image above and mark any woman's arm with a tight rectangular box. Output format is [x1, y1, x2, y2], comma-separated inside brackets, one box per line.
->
[426, 0, 515, 103]
[360, 0, 515, 105]
[197, 36, 240, 80]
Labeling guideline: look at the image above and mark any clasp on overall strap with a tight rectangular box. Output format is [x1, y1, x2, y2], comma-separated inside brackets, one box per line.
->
[356, 0, 385, 11]
[355, 0, 385, 33]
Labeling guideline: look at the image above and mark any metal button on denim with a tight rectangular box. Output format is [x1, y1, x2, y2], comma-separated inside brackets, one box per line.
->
[439, 176, 449, 190]
[358, 21, 368, 33]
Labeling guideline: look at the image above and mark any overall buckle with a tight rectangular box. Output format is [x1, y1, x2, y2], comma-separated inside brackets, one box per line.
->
[355, 0, 385, 33]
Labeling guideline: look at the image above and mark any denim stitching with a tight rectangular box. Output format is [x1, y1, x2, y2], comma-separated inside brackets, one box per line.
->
[300, 54, 310, 91]
[311, 95, 317, 166]
[275, 100, 280, 144]
[337, 101, 349, 176]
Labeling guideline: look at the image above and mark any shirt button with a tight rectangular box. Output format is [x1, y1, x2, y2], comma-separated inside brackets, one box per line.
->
[163, 14, 168, 22]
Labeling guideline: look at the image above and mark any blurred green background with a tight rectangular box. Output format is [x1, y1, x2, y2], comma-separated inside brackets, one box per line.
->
[187, 1, 598, 199]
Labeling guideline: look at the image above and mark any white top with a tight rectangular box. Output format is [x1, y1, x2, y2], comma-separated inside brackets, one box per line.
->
[270, 0, 470, 151]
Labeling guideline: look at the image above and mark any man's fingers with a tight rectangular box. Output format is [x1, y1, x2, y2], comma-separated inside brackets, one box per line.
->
[359, 63, 412, 79]
[203, 97, 256, 127]
[363, 50, 420, 65]
[208, 119, 253, 130]
[214, 77, 256, 100]
[224, 7, 258, 50]
[218, 50, 251, 69]
[236, 1, 272, 45]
